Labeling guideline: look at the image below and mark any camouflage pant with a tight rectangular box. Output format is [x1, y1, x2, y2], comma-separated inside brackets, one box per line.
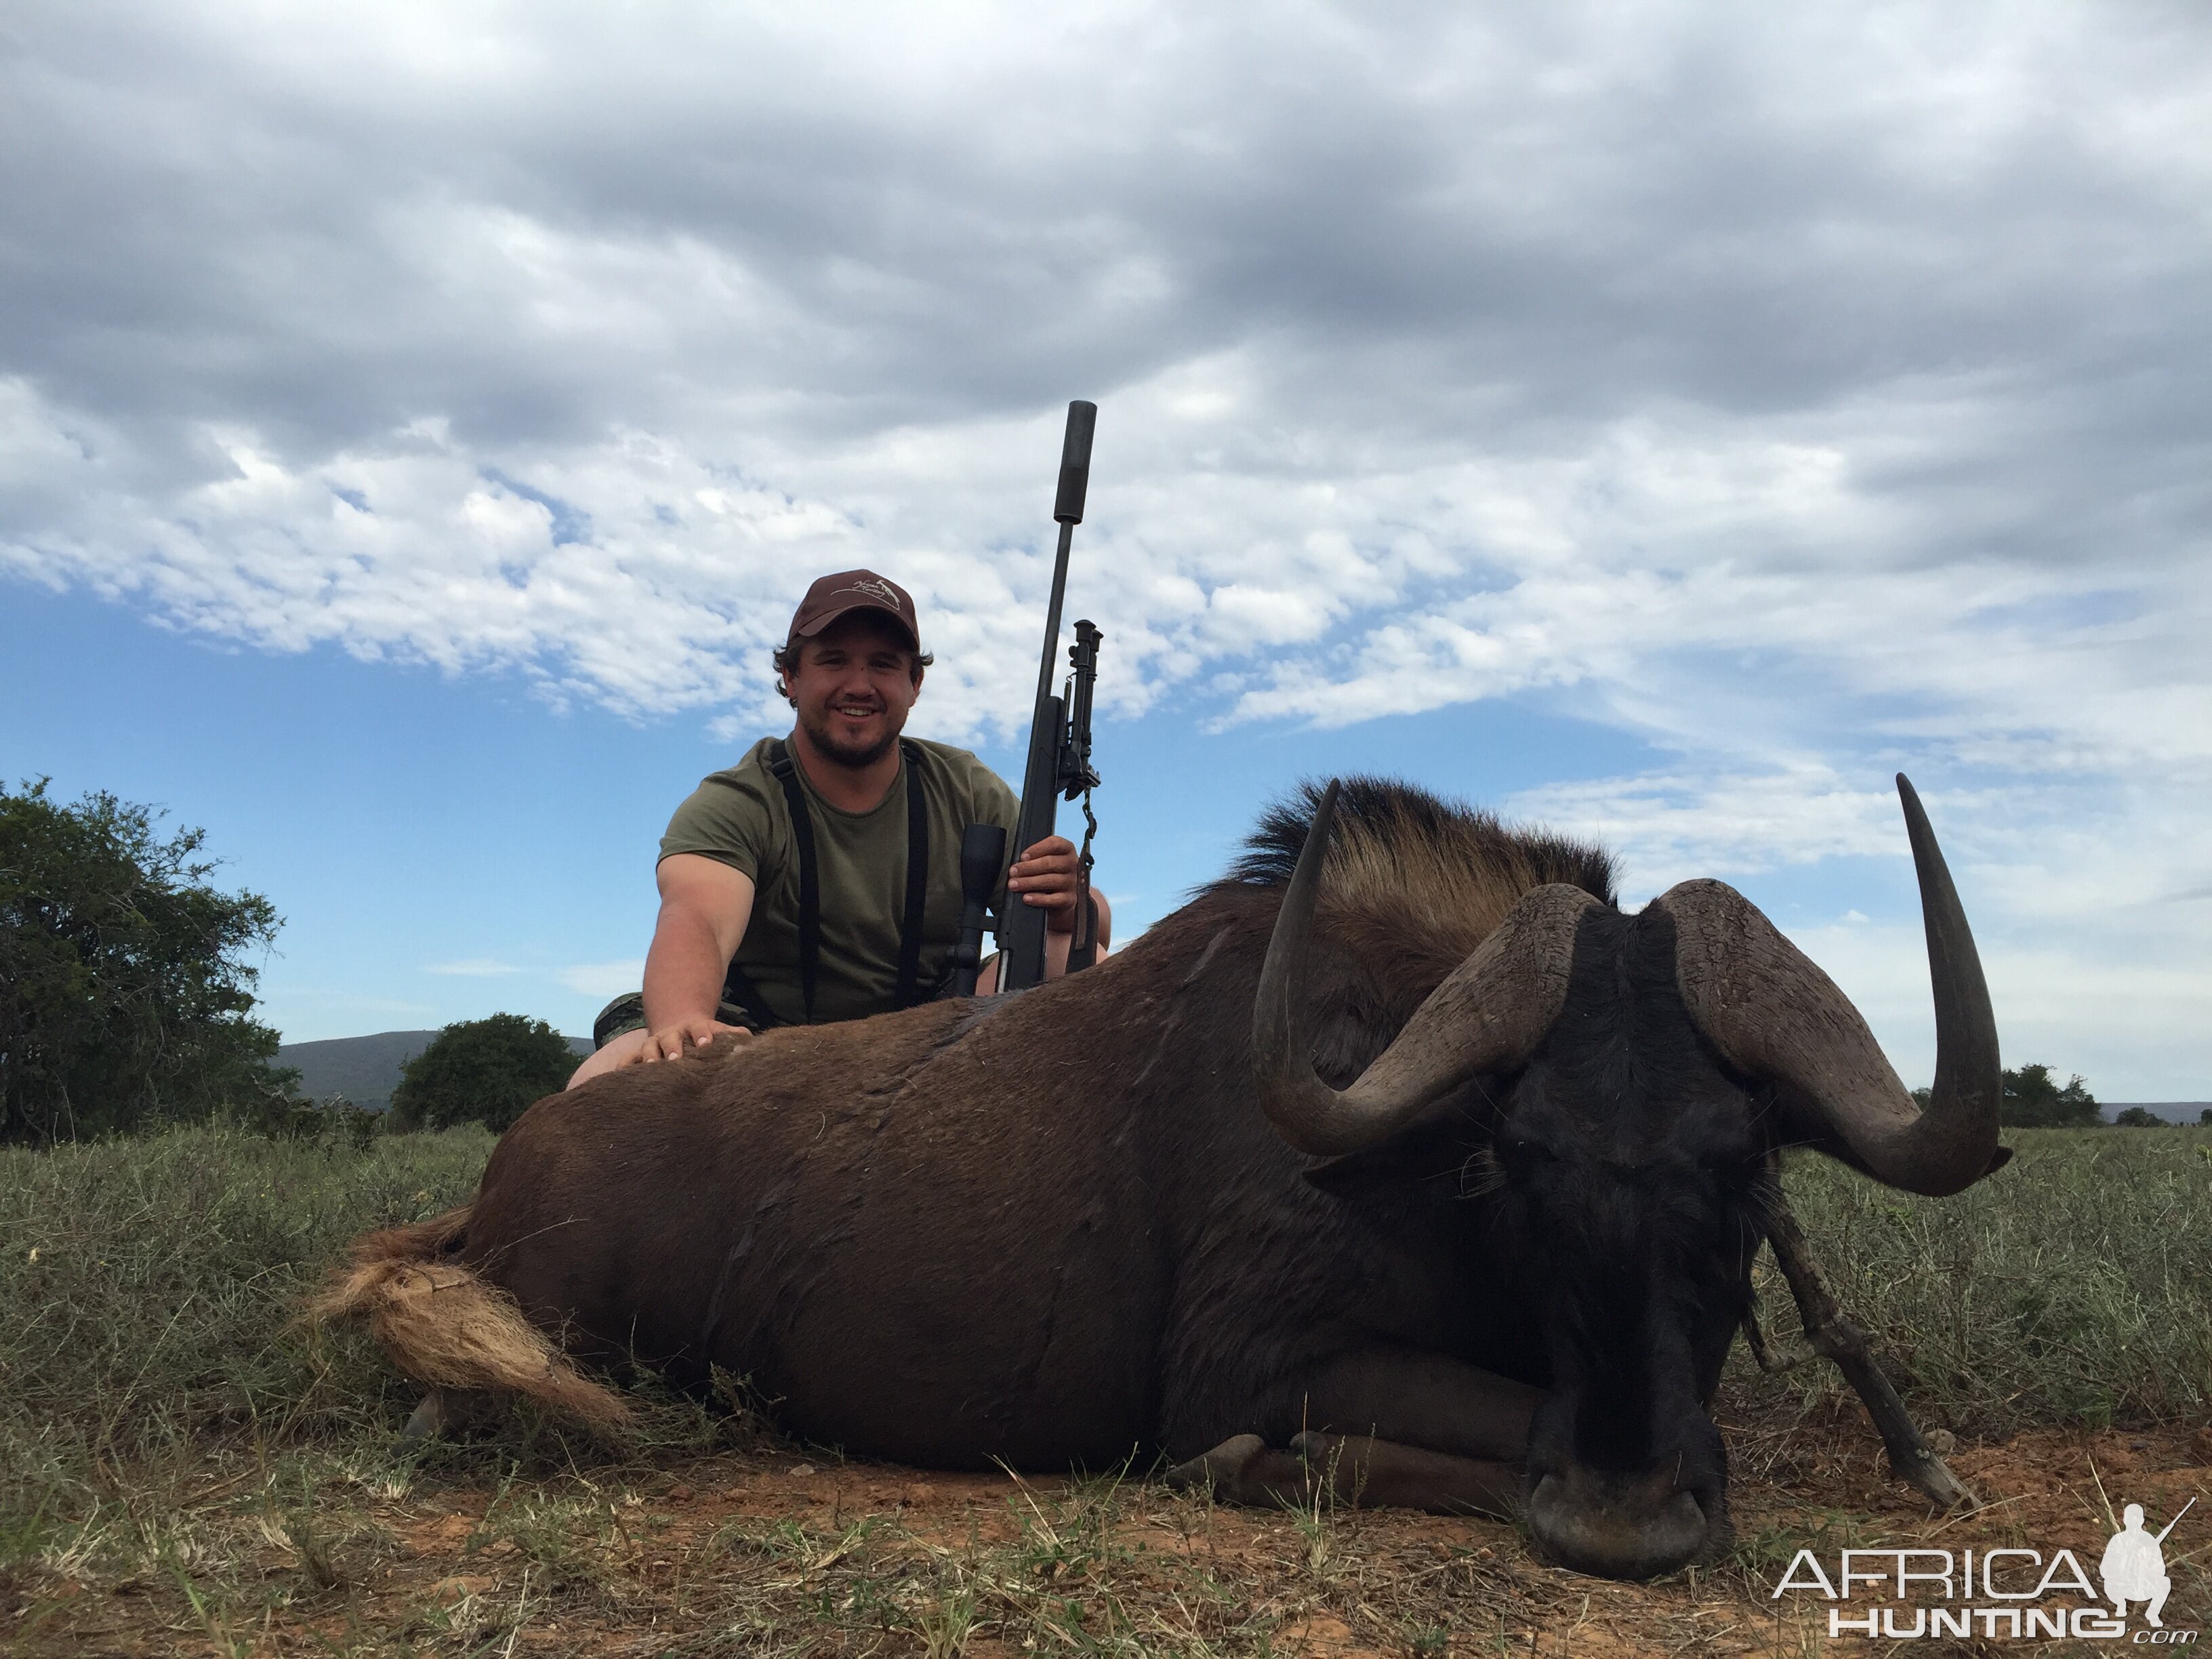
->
[589, 993, 764, 1050]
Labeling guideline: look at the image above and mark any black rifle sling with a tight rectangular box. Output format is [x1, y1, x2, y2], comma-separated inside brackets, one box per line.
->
[722, 738, 930, 1025]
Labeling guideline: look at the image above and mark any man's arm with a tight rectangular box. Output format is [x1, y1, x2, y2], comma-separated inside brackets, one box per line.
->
[638, 853, 757, 1062]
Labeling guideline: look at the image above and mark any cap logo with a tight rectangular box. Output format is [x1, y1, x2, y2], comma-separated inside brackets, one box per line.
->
[841, 576, 903, 607]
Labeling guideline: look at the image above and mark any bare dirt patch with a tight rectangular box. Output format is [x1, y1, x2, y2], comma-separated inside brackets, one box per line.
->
[9, 1419, 2207, 1658]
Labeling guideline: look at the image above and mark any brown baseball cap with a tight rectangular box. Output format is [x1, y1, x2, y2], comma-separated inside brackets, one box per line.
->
[785, 569, 922, 653]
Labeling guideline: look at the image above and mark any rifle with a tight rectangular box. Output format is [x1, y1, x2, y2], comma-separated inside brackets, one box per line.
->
[963, 399, 1103, 995]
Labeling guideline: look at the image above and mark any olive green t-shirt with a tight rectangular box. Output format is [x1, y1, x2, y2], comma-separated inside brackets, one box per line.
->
[659, 737, 1021, 1026]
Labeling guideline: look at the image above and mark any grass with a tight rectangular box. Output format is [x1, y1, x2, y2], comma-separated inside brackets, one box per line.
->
[1, 1121, 2208, 1654]
[1, 1122, 494, 1532]
[1763, 1128, 2212, 1434]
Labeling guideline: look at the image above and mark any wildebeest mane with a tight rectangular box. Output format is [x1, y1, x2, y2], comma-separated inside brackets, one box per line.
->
[1224, 776, 1614, 897]
[1214, 775, 1616, 978]
[1183, 777, 1619, 1086]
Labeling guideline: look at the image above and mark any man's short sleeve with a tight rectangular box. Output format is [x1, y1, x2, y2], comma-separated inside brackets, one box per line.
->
[970, 760, 1021, 843]
[659, 745, 781, 881]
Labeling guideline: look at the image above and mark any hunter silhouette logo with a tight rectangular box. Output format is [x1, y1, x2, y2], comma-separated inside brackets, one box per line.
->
[2104, 1498, 2191, 1629]
[1773, 1496, 2199, 1641]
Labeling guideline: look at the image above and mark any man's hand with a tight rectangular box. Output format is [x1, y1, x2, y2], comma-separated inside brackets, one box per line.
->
[1009, 835, 1088, 934]
[632, 1018, 752, 1065]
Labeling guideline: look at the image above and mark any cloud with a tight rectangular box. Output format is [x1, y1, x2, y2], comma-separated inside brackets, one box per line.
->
[554, 960, 646, 999]
[5, 6, 2205, 745]
[1778, 914, 2212, 1101]
[3, 3, 2208, 1086]
[1505, 762, 1901, 897]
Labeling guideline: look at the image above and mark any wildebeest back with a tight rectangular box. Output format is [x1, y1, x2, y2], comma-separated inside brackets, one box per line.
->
[465, 969, 1177, 1468]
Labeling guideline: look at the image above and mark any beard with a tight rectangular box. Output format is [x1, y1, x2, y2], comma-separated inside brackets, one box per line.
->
[798, 704, 900, 770]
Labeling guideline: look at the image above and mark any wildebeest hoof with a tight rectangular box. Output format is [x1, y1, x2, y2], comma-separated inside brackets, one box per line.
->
[398, 1388, 459, 1448]
[1290, 1431, 1374, 1500]
[1164, 1433, 1267, 1498]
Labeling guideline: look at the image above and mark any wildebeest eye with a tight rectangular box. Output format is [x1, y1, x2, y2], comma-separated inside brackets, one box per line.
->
[1723, 1148, 1771, 1186]
[1498, 1136, 1556, 1168]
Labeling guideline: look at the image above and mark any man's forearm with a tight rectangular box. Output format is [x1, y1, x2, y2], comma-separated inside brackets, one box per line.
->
[640, 907, 731, 1029]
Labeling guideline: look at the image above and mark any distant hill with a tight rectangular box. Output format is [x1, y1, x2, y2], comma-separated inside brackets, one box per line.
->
[279, 1028, 592, 1112]
[2102, 1102, 2211, 1124]
[278, 1033, 2207, 1124]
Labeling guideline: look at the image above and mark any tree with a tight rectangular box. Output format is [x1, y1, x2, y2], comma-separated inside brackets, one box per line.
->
[2200, 1107, 2212, 1128]
[1999, 1063, 2099, 1128]
[1, 779, 292, 1143]
[2111, 1106, 2164, 1128]
[388, 1013, 577, 1132]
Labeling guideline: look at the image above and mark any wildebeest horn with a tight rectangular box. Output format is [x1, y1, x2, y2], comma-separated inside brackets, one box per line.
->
[1661, 774, 2002, 1197]
[1251, 781, 1598, 1158]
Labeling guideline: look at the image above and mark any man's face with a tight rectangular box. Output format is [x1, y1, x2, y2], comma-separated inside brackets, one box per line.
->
[786, 612, 923, 769]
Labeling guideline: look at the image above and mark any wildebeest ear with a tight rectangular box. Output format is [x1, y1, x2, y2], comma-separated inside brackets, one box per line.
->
[1302, 1116, 1479, 1200]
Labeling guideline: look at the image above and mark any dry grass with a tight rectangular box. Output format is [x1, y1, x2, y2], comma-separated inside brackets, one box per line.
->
[8, 1422, 2207, 1656]
[3, 1122, 2210, 1655]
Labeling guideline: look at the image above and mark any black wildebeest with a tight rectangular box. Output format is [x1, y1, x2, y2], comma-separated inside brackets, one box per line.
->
[319, 773, 2002, 1580]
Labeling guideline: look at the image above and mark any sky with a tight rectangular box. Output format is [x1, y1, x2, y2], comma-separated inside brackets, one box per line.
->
[3, 1, 2208, 1097]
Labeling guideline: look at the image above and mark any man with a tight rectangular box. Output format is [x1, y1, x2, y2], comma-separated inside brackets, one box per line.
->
[571, 569, 1108, 1087]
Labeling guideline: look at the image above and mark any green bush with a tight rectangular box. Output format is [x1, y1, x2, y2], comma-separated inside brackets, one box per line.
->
[1, 779, 291, 1143]
[1999, 1061, 2098, 1127]
[234, 1092, 386, 1147]
[387, 1012, 577, 1132]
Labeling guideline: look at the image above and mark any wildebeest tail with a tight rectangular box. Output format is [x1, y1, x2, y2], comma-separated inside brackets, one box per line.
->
[309, 1207, 632, 1427]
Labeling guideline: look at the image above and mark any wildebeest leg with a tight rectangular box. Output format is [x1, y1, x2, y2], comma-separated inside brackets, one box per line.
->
[1761, 1198, 1979, 1511]
[1162, 1432, 1272, 1495]
[1164, 1346, 1538, 1514]
[1290, 1431, 1521, 1516]
[398, 1387, 487, 1448]
[399, 1389, 454, 1448]
[1293, 1345, 1540, 1461]
[1164, 1431, 1519, 1517]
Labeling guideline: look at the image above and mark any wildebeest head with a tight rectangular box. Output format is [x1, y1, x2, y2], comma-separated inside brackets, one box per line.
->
[1250, 777, 2003, 1580]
